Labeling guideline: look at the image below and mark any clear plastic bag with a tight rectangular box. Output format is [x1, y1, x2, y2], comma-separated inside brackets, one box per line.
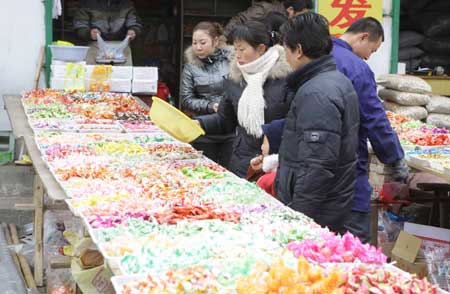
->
[46, 268, 76, 294]
[96, 33, 130, 63]
[377, 209, 404, 244]
[424, 247, 450, 291]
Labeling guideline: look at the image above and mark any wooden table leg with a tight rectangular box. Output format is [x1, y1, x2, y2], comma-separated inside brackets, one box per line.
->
[370, 201, 378, 247]
[33, 174, 44, 287]
[437, 191, 450, 229]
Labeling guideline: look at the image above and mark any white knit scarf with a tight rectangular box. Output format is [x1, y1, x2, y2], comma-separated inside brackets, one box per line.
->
[237, 46, 280, 138]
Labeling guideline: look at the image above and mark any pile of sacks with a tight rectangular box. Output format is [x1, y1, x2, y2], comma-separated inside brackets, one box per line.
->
[379, 74, 450, 129]
[379, 74, 431, 121]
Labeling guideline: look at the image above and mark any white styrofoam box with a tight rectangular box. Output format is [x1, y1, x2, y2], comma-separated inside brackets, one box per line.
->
[133, 66, 158, 80]
[51, 64, 67, 78]
[50, 78, 67, 90]
[132, 79, 157, 94]
[51, 60, 86, 66]
[112, 66, 133, 79]
[85, 65, 94, 79]
[51, 78, 85, 90]
[110, 79, 132, 93]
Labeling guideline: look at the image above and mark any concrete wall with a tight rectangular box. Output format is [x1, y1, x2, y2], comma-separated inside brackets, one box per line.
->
[367, 0, 394, 78]
[0, 1, 46, 96]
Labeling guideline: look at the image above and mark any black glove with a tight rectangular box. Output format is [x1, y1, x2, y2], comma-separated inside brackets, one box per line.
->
[387, 159, 409, 183]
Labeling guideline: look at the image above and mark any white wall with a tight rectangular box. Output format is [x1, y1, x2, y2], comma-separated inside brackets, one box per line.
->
[0, 1, 46, 95]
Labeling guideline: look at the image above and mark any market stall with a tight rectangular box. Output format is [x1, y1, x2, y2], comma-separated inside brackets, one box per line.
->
[4, 89, 449, 293]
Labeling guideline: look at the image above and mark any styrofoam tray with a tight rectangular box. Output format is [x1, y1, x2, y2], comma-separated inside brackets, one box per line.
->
[408, 154, 431, 167]
[111, 274, 146, 294]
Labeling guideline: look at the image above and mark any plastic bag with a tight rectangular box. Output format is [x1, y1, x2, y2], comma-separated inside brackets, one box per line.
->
[398, 47, 424, 60]
[96, 33, 129, 63]
[399, 31, 424, 48]
[378, 74, 432, 94]
[377, 209, 404, 244]
[382, 101, 428, 120]
[379, 88, 429, 106]
[427, 113, 450, 129]
[424, 247, 450, 291]
[422, 37, 450, 55]
[427, 95, 450, 114]
[71, 259, 114, 294]
[46, 268, 76, 294]
[88, 65, 112, 92]
[64, 63, 85, 91]
[424, 15, 450, 38]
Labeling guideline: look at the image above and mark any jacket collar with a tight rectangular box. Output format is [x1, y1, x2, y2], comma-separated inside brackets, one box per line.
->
[286, 55, 336, 90]
[332, 37, 353, 52]
[184, 38, 233, 68]
[229, 45, 291, 84]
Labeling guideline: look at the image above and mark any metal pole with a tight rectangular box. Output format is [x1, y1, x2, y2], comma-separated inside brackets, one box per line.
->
[45, 0, 54, 87]
[390, 0, 400, 74]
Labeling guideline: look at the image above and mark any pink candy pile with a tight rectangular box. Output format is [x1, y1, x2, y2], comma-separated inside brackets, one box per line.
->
[287, 232, 387, 264]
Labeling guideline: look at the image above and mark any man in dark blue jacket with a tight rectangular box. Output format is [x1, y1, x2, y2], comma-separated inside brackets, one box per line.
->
[333, 17, 407, 243]
[262, 17, 408, 242]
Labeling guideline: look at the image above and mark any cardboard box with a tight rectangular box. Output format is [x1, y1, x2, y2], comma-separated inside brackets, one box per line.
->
[391, 231, 429, 278]
[404, 222, 450, 254]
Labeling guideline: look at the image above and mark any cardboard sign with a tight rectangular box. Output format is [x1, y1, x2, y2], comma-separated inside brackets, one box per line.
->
[392, 231, 422, 263]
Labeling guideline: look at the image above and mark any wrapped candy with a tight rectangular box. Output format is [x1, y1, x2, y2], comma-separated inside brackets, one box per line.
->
[286, 232, 387, 264]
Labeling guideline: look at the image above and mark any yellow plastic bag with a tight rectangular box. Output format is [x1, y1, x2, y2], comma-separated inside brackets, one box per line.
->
[64, 63, 85, 91]
[71, 258, 114, 294]
[89, 65, 112, 92]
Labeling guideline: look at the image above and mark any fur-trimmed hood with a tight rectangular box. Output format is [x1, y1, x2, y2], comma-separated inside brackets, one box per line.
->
[184, 38, 234, 68]
[229, 45, 291, 84]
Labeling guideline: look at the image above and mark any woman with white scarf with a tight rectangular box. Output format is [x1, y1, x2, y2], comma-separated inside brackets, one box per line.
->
[196, 20, 293, 177]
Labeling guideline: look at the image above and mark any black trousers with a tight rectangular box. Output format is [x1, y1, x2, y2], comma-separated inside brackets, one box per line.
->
[192, 138, 233, 169]
[344, 210, 371, 243]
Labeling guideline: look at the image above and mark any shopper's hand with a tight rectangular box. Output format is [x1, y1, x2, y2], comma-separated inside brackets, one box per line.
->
[250, 155, 263, 172]
[127, 29, 136, 40]
[388, 159, 409, 183]
[90, 28, 100, 40]
[213, 103, 219, 113]
[261, 135, 270, 156]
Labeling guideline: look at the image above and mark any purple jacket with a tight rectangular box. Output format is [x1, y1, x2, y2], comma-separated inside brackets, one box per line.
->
[264, 38, 404, 212]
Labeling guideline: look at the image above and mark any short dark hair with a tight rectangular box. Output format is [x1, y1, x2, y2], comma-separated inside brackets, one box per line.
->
[345, 17, 385, 42]
[281, 12, 332, 59]
[282, 0, 314, 12]
[230, 20, 280, 49]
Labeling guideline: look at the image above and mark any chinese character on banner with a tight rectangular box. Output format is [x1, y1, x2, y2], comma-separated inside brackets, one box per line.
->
[318, 0, 382, 36]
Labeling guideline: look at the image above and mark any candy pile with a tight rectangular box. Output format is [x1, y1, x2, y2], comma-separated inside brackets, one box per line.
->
[287, 232, 387, 264]
[387, 111, 450, 147]
[21, 91, 444, 293]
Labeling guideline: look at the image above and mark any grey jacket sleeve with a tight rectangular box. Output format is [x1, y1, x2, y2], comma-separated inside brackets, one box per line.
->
[125, 6, 143, 36]
[73, 7, 91, 41]
[181, 65, 215, 114]
[196, 88, 237, 135]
